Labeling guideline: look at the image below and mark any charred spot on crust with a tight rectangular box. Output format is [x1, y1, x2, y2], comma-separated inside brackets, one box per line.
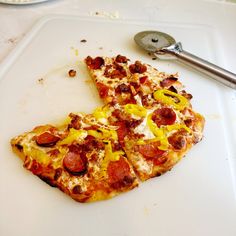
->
[39, 175, 57, 187]
[54, 168, 63, 181]
[168, 86, 178, 93]
[72, 185, 82, 194]
[15, 143, 23, 151]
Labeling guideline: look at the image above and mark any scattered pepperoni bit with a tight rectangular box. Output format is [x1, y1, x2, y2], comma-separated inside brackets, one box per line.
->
[83, 135, 104, 151]
[168, 132, 186, 150]
[184, 118, 193, 127]
[85, 56, 104, 70]
[115, 121, 128, 144]
[129, 61, 147, 74]
[139, 76, 148, 84]
[68, 113, 82, 130]
[63, 147, 87, 175]
[115, 55, 129, 63]
[181, 90, 193, 100]
[115, 83, 130, 94]
[36, 132, 60, 147]
[68, 69, 76, 77]
[96, 82, 110, 98]
[160, 76, 178, 88]
[152, 108, 176, 127]
[107, 157, 134, 189]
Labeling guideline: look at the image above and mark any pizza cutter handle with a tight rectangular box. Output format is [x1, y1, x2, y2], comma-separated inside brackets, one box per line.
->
[163, 42, 236, 89]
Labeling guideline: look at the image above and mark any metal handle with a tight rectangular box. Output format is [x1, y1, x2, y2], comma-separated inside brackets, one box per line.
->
[162, 42, 236, 89]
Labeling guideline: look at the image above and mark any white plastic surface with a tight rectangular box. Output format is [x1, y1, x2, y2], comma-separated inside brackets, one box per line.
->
[0, 16, 235, 236]
[0, 0, 50, 5]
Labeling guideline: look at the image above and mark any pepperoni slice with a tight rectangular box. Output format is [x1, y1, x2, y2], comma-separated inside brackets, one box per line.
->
[107, 157, 134, 189]
[96, 82, 109, 99]
[36, 132, 60, 147]
[152, 107, 176, 127]
[115, 121, 128, 143]
[63, 150, 87, 175]
[85, 56, 104, 70]
[138, 142, 166, 159]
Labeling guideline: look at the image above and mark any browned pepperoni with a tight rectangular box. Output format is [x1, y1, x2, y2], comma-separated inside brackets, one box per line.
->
[138, 142, 166, 159]
[96, 82, 110, 99]
[139, 76, 148, 84]
[63, 149, 87, 175]
[115, 83, 130, 94]
[115, 55, 129, 63]
[168, 132, 186, 150]
[152, 108, 176, 127]
[115, 121, 128, 144]
[36, 132, 60, 147]
[85, 56, 104, 70]
[129, 61, 147, 74]
[160, 76, 178, 87]
[107, 157, 134, 189]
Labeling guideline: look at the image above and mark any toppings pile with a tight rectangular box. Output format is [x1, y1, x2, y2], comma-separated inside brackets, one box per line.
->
[11, 55, 205, 203]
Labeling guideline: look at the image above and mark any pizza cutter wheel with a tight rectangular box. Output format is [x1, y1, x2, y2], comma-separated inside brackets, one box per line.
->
[134, 31, 236, 89]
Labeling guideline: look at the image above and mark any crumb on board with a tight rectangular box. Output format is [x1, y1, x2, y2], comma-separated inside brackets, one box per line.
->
[80, 39, 87, 43]
[68, 69, 77, 77]
[37, 78, 44, 84]
[99, 47, 103, 50]
[90, 10, 120, 19]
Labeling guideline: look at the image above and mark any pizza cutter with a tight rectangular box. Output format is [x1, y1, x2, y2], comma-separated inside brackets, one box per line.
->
[134, 31, 236, 89]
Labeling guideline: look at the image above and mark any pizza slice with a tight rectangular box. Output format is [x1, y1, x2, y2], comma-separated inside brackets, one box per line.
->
[11, 112, 138, 203]
[84, 55, 188, 106]
[96, 89, 205, 181]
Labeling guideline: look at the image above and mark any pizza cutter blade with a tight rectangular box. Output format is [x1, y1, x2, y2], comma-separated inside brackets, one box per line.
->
[134, 31, 236, 89]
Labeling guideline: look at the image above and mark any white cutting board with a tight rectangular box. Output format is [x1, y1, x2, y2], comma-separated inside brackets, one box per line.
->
[0, 15, 235, 236]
